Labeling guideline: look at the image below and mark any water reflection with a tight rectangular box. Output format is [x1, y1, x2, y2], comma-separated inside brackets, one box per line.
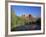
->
[11, 24, 41, 31]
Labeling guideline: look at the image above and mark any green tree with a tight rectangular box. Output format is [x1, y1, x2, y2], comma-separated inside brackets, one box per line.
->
[11, 11, 17, 29]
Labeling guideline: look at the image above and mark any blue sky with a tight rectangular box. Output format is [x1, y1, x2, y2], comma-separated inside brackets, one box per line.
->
[11, 5, 41, 17]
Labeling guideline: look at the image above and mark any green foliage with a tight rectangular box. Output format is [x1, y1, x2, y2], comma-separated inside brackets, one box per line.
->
[11, 11, 26, 29]
[11, 12, 17, 28]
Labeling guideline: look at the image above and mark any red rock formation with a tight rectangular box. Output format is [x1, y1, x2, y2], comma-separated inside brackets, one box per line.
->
[21, 14, 33, 22]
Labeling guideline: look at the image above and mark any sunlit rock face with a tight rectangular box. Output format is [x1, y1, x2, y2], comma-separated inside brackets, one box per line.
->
[21, 14, 34, 22]
[21, 14, 40, 23]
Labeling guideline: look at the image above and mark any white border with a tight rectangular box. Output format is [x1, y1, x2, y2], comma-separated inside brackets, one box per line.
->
[8, 2, 44, 35]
